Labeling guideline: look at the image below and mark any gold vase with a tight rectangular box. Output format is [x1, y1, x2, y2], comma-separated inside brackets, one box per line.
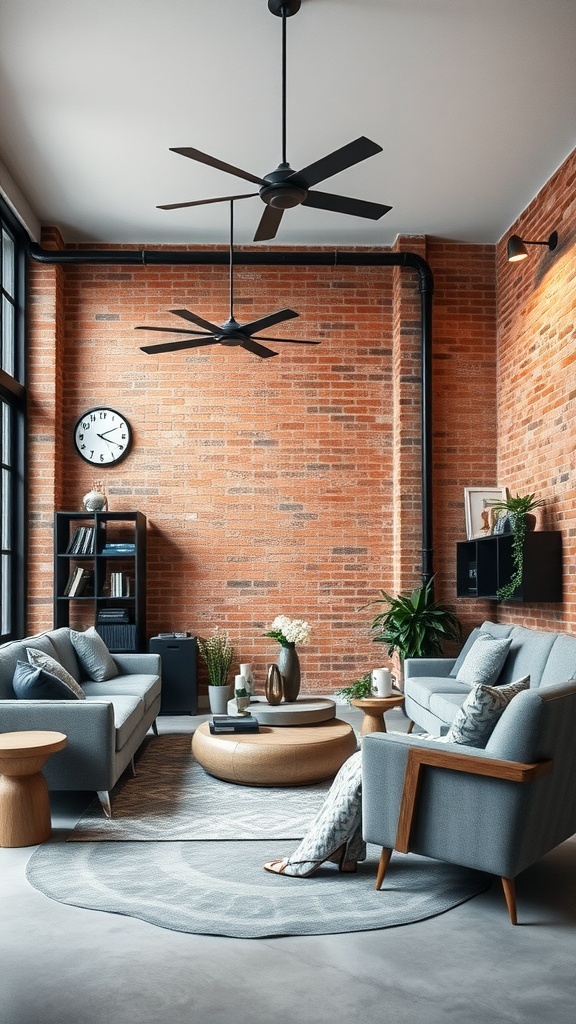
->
[265, 664, 283, 706]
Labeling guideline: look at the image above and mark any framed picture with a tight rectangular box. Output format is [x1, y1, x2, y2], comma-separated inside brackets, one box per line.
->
[464, 487, 508, 540]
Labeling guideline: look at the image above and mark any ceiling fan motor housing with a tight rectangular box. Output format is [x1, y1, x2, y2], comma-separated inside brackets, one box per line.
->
[260, 164, 308, 209]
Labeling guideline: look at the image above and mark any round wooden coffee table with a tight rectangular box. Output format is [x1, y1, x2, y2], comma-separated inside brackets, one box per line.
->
[350, 692, 413, 736]
[0, 730, 67, 847]
[192, 719, 357, 786]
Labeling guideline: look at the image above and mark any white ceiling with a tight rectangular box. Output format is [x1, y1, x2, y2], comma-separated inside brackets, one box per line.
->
[0, 0, 575, 247]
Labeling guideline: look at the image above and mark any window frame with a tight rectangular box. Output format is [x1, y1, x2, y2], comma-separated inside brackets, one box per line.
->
[0, 197, 27, 642]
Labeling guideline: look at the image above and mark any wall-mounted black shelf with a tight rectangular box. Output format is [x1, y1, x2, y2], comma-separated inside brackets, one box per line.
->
[53, 511, 147, 651]
[456, 531, 562, 602]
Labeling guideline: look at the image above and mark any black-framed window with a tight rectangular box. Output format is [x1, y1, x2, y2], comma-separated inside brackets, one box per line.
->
[0, 198, 26, 642]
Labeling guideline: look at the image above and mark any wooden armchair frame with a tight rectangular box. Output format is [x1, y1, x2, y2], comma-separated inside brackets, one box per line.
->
[375, 745, 553, 924]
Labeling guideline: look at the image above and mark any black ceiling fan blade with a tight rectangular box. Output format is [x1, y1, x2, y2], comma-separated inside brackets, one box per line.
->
[158, 192, 258, 211]
[168, 308, 222, 333]
[296, 137, 383, 188]
[253, 337, 320, 345]
[241, 308, 299, 334]
[302, 190, 392, 221]
[253, 205, 285, 241]
[134, 326, 212, 337]
[140, 338, 218, 355]
[170, 147, 266, 187]
[241, 339, 279, 359]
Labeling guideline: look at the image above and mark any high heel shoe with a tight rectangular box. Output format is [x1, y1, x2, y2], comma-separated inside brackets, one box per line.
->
[263, 844, 357, 878]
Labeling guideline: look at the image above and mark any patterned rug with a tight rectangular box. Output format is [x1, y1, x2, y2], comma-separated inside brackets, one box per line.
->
[26, 733, 491, 937]
[68, 734, 333, 841]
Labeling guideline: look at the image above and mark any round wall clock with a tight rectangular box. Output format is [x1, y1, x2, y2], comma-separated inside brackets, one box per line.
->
[73, 407, 132, 466]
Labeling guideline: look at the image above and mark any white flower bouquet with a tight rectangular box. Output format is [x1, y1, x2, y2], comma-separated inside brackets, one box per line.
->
[264, 615, 311, 648]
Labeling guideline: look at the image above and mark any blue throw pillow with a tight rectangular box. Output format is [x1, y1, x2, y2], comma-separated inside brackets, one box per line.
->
[12, 660, 83, 700]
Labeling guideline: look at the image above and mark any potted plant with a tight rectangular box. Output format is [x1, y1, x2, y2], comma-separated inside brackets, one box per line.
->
[364, 575, 462, 666]
[197, 628, 234, 714]
[490, 492, 546, 601]
[335, 671, 373, 704]
[263, 615, 311, 702]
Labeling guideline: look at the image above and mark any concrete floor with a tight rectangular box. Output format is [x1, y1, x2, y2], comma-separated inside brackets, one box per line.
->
[1, 704, 576, 1024]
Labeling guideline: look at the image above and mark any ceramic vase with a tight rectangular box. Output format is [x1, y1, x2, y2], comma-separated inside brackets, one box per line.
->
[276, 643, 300, 702]
[265, 664, 283, 706]
[208, 683, 233, 715]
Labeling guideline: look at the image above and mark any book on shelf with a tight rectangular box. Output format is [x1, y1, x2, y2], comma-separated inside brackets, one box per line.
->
[102, 542, 136, 554]
[64, 566, 83, 596]
[97, 608, 130, 623]
[67, 525, 95, 555]
[109, 571, 131, 597]
[210, 714, 260, 734]
[67, 567, 93, 597]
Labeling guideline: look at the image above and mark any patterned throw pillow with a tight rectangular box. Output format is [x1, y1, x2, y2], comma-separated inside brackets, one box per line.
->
[70, 626, 117, 682]
[13, 660, 83, 700]
[444, 675, 530, 748]
[456, 633, 512, 688]
[26, 647, 86, 700]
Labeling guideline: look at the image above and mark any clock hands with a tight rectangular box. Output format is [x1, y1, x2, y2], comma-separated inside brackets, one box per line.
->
[96, 428, 126, 450]
[98, 427, 123, 439]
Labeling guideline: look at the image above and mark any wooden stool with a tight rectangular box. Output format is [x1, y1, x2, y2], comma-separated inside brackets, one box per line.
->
[351, 692, 414, 736]
[0, 731, 67, 847]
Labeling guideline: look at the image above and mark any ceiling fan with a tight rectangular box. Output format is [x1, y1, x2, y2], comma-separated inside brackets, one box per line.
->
[136, 201, 320, 359]
[157, 0, 392, 242]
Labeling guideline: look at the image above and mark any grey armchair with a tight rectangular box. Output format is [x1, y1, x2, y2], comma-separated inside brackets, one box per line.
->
[362, 679, 576, 923]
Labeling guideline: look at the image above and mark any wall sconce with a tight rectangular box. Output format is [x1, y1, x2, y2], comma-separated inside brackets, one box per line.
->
[507, 230, 558, 263]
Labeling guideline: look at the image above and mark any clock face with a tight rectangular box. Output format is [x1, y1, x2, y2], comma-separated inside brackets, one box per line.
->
[73, 408, 132, 466]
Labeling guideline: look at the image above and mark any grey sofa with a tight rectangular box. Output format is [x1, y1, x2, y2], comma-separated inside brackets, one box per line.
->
[404, 620, 576, 735]
[0, 627, 161, 815]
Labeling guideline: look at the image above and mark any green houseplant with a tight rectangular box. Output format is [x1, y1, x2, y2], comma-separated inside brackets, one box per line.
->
[365, 576, 462, 659]
[197, 628, 235, 714]
[490, 492, 546, 601]
[334, 671, 373, 704]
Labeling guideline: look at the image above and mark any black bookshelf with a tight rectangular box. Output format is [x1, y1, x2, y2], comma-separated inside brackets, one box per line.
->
[53, 511, 147, 651]
[456, 531, 562, 602]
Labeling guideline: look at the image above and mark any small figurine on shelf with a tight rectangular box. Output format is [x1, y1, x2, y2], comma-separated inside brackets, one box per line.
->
[83, 481, 108, 512]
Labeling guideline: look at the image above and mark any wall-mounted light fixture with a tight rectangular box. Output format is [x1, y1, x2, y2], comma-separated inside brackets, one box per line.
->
[507, 230, 558, 263]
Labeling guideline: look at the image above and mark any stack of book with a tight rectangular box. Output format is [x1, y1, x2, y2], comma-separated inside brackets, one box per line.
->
[101, 541, 136, 555]
[209, 715, 260, 735]
[96, 608, 134, 649]
[109, 571, 131, 596]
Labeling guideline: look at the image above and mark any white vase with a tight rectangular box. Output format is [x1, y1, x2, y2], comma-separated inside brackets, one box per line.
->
[239, 663, 255, 695]
[208, 683, 233, 715]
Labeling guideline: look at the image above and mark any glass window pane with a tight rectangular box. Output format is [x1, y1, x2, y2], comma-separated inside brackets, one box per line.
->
[2, 295, 15, 375]
[1, 553, 10, 635]
[2, 227, 15, 299]
[1, 402, 9, 465]
[1, 468, 10, 549]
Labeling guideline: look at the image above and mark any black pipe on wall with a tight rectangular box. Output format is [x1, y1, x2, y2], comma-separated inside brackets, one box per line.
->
[27, 241, 434, 585]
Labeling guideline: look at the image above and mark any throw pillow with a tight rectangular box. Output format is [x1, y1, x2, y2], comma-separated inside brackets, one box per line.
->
[455, 633, 512, 688]
[444, 675, 530, 748]
[26, 647, 86, 699]
[13, 660, 83, 700]
[70, 626, 118, 682]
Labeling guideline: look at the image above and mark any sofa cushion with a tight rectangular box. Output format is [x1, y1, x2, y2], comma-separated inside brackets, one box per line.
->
[449, 622, 514, 677]
[495, 626, 557, 688]
[43, 627, 83, 681]
[405, 676, 469, 713]
[26, 647, 86, 700]
[530, 633, 576, 689]
[70, 626, 118, 682]
[444, 675, 530, 748]
[12, 660, 83, 701]
[428, 689, 471, 725]
[81, 673, 161, 713]
[455, 634, 512, 688]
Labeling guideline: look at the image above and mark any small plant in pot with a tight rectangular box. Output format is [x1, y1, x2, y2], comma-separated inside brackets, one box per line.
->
[197, 628, 234, 714]
[490, 492, 546, 601]
[335, 671, 373, 704]
[364, 575, 462, 665]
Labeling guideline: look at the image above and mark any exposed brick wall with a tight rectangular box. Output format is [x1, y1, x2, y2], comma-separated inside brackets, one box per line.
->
[25, 147, 576, 695]
[495, 146, 576, 632]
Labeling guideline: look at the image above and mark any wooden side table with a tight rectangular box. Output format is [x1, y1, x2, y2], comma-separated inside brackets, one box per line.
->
[351, 692, 414, 736]
[0, 731, 67, 847]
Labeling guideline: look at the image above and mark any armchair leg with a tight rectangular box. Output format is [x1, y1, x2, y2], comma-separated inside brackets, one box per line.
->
[376, 847, 393, 890]
[151, 719, 159, 737]
[97, 791, 112, 819]
[501, 876, 518, 925]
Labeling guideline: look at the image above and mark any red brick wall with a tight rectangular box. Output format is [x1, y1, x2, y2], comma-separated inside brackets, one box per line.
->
[496, 146, 576, 632]
[25, 145, 576, 696]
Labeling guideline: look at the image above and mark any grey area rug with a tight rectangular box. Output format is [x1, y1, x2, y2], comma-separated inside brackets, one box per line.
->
[27, 732, 490, 937]
[68, 734, 333, 841]
[26, 841, 489, 938]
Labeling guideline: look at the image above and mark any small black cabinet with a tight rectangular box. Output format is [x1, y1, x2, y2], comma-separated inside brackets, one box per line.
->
[456, 531, 562, 602]
[54, 511, 147, 651]
[149, 635, 198, 715]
